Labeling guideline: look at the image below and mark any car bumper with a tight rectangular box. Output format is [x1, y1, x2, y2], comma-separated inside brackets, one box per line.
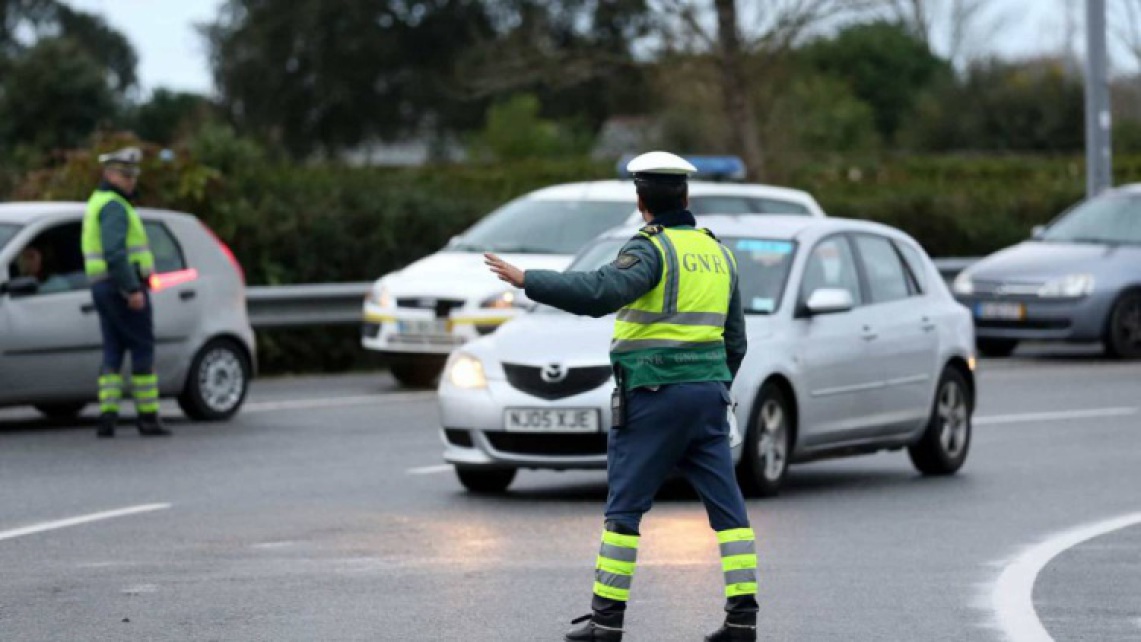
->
[361, 303, 519, 356]
[955, 293, 1113, 342]
[438, 377, 613, 470]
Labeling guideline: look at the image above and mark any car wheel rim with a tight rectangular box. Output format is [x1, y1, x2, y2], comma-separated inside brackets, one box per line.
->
[757, 399, 787, 481]
[1115, 299, 1141, 349]
[937, 381, 969, 458]
[199, 349, 244, 413]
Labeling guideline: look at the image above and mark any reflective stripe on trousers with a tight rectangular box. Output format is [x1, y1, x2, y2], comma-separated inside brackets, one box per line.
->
[594, 529, 639, 602]
[98, 373, 123, 413]
[131, 373, 160, 414]
[718, 527, 758, 597]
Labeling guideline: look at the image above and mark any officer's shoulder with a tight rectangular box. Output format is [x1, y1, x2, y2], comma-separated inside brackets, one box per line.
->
[634, 224, 664, 239]
[699, 227, 719, 240]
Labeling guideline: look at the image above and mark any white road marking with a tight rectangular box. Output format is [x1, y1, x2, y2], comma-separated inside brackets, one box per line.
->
[407, 464, 453, 475]
[0, 503, 171, 542]
[243, 392, 434, 413]
[976, 407, 1137, 426]
[991, 511, 1141, 642]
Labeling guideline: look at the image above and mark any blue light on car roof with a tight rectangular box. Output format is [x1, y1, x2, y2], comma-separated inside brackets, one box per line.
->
[616, 155, 747, 182]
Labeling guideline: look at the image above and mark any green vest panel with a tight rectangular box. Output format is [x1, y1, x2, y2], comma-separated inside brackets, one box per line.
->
[82, 190, 154, 281]
[611, 226, 737, 389]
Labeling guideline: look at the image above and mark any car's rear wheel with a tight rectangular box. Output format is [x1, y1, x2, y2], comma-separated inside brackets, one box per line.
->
[909, 367, 972, 476]
[34, 402, 87, 419]
[455, 466, 516, 493]
[390, 361, 443, 389]
[178, 339, 251, 421]
[737, 382, 792, 498]
[977, 338, 1018, 358]
[1105, 291, 1141, 359]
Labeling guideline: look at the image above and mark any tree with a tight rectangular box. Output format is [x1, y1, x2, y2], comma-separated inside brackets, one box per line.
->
[801, 21, 952, 142]
[203, 0, 495, 159]
[885, 0, 1003, 66]
[468, 93, 589, 161]
[133, 89, 214, 144]
[0, 37, 117, 149]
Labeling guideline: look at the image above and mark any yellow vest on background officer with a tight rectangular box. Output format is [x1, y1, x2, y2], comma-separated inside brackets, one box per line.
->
[82, 146, 170, 438]
[484, 151, 756, 642]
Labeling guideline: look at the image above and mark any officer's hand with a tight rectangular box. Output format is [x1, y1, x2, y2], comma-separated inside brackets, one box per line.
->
[484, 253, 525, 288]
[127, 291, 146, 311]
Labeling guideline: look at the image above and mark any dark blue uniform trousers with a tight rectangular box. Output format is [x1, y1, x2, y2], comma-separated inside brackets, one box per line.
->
[92, 280, 155, 373]
[594, 381, 758, 622]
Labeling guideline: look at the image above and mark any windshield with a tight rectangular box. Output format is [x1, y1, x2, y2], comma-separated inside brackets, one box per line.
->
[1042, 195, 1141, 245]
[0, 223, 18, 252]
[451, 199, 635, 254]
[538, 235, 796, 315]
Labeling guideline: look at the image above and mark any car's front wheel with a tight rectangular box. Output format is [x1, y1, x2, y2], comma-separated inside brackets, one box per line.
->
[455, 466, 516, 493]
[977, 338, 1018, 358]
[390, 360, 444, 389]
[908, 367, 972, 476]
[737, 382, 793, 497]
[1105, 291, 1141, 359]
[178, 339, 251, 421]
[34, 402, 87, 419]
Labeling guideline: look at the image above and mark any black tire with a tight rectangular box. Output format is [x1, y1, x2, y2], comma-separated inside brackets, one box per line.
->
[736, 382, 793, 498]
[977, 338, 1018, 358]
[34, 402, 87, 419]
[177, 339, 251, 421]
[390, 361, 443, 388]
[1105, 291, 1141, 359]
[455, 466, 516, 493]
[909, 367, 972, 476]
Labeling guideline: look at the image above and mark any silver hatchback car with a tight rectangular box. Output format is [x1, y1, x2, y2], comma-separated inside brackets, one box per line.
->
[438, 216, 977, 495]
[0, 202, 256, 421]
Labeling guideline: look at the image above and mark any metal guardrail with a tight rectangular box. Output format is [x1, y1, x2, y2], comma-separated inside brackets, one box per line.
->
[246, 259, 981, 330]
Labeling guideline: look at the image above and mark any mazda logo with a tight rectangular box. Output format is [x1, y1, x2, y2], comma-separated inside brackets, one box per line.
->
[540, 363, 567, 383]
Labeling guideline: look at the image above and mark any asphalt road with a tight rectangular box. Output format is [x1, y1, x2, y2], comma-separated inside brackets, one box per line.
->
[1, 345, 1140, 641]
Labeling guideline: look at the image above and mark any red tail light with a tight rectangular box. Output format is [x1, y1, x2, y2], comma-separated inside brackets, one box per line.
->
[201, 221, 245, 284]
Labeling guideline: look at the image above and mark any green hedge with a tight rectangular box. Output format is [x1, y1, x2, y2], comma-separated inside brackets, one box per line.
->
[12, 144, 1141, 373]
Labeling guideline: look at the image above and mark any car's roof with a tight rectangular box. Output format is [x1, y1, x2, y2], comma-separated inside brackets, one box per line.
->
[597, 214, 911, 244]
[0, 201, 197, 225]
[524, 180, 818, 206]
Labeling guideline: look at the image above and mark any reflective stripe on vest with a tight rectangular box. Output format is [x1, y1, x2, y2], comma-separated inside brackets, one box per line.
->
[82, 190, 155, 280]
[611, 228, 736, 354]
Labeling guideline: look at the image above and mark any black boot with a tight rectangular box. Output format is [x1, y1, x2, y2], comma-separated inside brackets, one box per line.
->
[96, 412, 117, 438]
[565, 614, 623, 641]
[137, 413, 172, 437]
[705, 621, 756, 641]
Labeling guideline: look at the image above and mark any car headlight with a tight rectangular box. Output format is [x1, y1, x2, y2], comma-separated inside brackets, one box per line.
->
[480, 290, 525, 310]
[367, 284, 392, 308]
[1037, 274, 1095, 298]
[952, 272, 973, 296]
[448, 352, 487, 389]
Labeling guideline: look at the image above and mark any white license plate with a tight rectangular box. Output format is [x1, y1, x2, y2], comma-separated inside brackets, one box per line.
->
[504, 408, 600, 433]
[397, 319, 448, 335]
[975, 302, 1025, 320]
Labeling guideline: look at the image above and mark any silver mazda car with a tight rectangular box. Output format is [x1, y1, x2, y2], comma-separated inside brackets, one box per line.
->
[953, 185, 1141, 358]
[437, 215, 977, 495]
[0, 202, 256, 421]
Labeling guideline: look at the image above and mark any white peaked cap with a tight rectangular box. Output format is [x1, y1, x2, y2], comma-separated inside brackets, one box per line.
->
[625, 151, 697, 175]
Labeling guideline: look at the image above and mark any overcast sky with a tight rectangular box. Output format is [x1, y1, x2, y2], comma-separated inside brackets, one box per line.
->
[64, 0, 1106, 96]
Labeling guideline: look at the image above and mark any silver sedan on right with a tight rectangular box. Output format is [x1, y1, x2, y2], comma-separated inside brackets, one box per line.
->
[438, 215, 978, 495]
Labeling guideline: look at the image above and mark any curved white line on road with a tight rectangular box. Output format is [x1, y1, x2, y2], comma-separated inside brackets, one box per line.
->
[992, 511, 1141, 642]
[243, 392, 434, 413]
[0, 503, 171, 542]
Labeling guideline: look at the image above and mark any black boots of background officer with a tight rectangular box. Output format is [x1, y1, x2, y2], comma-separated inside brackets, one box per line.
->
[564, 613, 624, 641]
[705, 608, 758, 641]
[96, 412, 171, 438]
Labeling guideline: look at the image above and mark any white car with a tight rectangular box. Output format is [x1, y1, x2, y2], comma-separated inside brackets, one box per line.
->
[437, 215, 977, 495]
[361, 180, 824, 386]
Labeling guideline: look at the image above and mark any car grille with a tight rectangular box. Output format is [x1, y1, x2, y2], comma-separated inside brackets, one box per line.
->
[486, 432, 608, 456]
[502, 364, 613, 400]
[970, 280, 1045, 298]
[397, 297, 465, 318]
[361, 323, 381, 339]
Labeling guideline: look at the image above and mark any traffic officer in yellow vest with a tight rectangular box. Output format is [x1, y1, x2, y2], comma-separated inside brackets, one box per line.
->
[83, 147, 171, 438]
[485, 151, 757, 642]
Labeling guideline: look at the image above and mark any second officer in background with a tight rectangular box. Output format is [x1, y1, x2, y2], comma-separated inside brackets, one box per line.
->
[485, 151, 758, 642]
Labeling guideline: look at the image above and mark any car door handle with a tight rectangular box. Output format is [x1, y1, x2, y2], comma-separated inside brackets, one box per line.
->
[921, 316, 936, 332]
[861, 325, 878, 341]
[80, 303, 95, 314]
[179, 290, 197, 301]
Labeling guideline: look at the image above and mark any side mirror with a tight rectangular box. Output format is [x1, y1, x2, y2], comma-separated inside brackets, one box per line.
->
[1, 276, 39, 297]
[805, 288, 854, 316]
[446, 235, 461, 248]
[1031, 225, 1046, 240]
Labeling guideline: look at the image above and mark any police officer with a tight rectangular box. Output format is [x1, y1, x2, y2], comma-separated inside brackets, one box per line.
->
[83, 147, 171, 438]
[484, 151, 757, 642]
